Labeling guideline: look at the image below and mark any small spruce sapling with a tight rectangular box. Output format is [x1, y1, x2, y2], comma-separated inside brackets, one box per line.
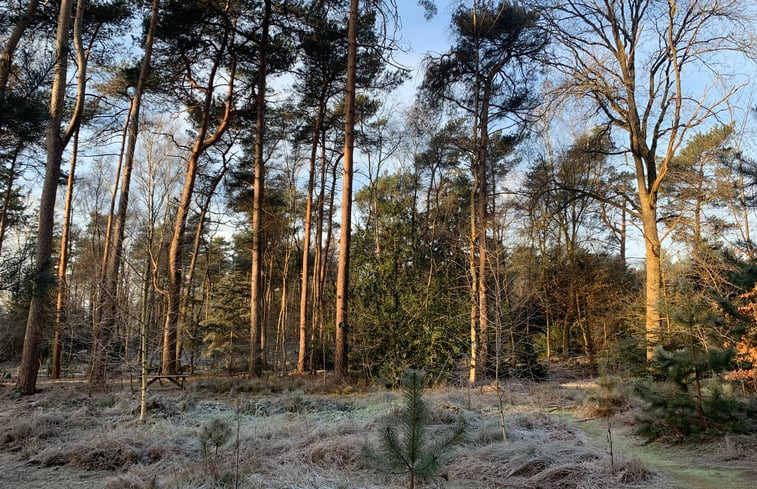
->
[367, 369, 465, 489]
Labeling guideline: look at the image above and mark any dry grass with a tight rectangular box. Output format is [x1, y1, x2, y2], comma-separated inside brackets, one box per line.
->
[616, 457, 654, 484]
[11, 376, 756, 489]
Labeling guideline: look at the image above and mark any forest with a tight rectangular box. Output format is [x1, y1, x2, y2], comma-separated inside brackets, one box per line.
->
[1, 0, 757, 487]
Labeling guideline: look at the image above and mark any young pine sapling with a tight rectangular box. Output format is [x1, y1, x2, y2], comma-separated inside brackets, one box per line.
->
[367, 369, 465, 489]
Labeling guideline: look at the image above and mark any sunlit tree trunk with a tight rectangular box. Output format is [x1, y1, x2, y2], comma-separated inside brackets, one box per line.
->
[310, 134, 331, 372]
[97, 100, 133, 323]
[476, 86, 491, 378]
[0, 0, 40, 91]
[162, 10, 235, 375]
[52, 129, 79, 379]
[54, 0, 88, 380]
[250, 0, 271, 377]
[334, 0, 359, 381]
[277, 241, 292, 370]
[298, 99, 324, 374]
[310, 143, 325, 372]
[468, 184, 478, 383]
[164, 159, 198, 374]
[639, 187, 663, 360]
[179, 160, 228, 366]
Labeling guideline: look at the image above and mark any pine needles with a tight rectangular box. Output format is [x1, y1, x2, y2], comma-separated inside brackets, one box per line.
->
[366, 369, 465, 489]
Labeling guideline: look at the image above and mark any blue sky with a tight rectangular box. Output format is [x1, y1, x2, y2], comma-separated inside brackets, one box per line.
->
[392, 2, 455, 99]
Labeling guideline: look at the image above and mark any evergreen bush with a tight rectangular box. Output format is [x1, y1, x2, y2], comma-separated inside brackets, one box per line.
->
[585, 375, 630, 417]
[198, 418, 231, 458]
[634, 347, 753, 441]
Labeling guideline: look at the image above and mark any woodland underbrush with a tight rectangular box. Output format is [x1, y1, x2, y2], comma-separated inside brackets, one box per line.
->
[580, 371, 757, 443]
[0, 373, 753, 488]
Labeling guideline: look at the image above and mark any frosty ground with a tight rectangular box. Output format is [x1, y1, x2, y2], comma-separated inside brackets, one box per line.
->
[1, 374, 755, 489]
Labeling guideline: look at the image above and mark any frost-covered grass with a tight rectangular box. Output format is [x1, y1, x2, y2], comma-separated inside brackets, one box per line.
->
[0, 375, 677, 489]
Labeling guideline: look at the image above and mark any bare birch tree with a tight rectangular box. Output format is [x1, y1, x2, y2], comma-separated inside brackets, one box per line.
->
[89, 0, 160, 389]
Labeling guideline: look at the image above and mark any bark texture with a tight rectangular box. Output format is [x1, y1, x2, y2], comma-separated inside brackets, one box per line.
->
[334, 0, 359, 381]
[16, 0, 75, 395]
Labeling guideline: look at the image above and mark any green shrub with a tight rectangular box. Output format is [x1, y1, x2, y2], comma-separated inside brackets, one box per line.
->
[599, 334, 647, 376]
[634, 380, 703, 442]
[634, 348, 754, 442]
[97, 393, 118, 408]
[585, 376, 630, 417]
[198, 418, 231, 458]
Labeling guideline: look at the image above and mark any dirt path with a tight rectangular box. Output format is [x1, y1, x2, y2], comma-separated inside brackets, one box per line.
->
[564, 415, 757, 489]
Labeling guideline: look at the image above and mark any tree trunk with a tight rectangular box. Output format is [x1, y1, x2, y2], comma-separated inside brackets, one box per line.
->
[0, 144, 22, 261]
[97, 103, 132, 311]
[640, 199, 663, 360]
[250, 0, 271, 377]
[52, 129, 79, 379]
[163, 151, 200, 375]
[162, 10, 234, 374]
[476, 89, 491, 377]
[692, 161, 704, 259]
[179, 161, 228, 366]
[90, 0, 158, 387]
[0, 0, 40, 91]
[334, 0, 359, 382]
[297, 99, 324, 374]
[468, 177, 478, 383]
[53, 0, 88, 381]
[139, 250, 152, 423]
[16, 0, 74, 395]
[262, 255, 274, 367]
[310, 131, 330, 372]
[277, 244, 292, 370]
[737, 174, 753, 258]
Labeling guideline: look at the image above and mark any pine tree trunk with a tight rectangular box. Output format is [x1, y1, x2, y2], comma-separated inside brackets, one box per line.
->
[250, 0, 271, 377]
[16, 0, 74, 395]
[297, 99, 324, 374]
[180, 162, 227, 366]
[334, 0, 359, 382]
[277, 246, 291, 370]
[310, 133, 329, 372]
[96, 101, 132, 319]
[162, 4, 235, 374]
[476, 90, 491, 377]
[52, 129, 78, 379]
[0, 0, 40, 91]
[164, 151, 199, 375]
[468, 182, 478, 383]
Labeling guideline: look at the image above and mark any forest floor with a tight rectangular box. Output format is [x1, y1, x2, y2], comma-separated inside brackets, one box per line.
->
[0, 372, 756, 489]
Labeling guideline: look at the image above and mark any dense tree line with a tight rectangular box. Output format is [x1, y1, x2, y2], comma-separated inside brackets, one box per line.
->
[1, 0, 756, 395]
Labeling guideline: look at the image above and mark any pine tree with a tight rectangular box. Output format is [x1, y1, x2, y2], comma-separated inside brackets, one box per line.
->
[368, 369, 464, 489]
